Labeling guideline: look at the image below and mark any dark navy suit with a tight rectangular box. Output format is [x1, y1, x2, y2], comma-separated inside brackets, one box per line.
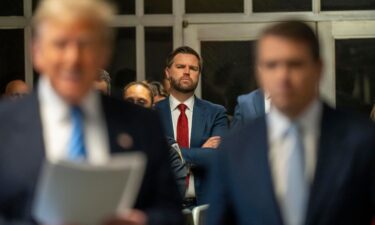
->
[207, 104, 375, 225]
[155, 96, 228, 205]
[231, 89, 265, 129]
[0, 93, 183, 225]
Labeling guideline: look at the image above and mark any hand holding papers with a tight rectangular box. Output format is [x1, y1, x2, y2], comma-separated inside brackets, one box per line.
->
[33, 152, 146, 225]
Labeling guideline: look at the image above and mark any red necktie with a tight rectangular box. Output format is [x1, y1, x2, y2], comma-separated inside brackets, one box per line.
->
[176, 104, 190, 188]
[177, 104, 189, 148]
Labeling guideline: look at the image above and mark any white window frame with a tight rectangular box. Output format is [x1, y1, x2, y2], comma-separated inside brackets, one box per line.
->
[318, 20, 375, 105]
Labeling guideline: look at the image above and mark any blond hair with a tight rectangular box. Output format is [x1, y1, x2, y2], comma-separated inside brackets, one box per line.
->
[33, 0, 116, 42]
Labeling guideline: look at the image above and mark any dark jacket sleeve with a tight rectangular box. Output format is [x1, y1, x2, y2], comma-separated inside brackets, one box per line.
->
[140, 112, 184, 225]
[206, 138, 235, 225]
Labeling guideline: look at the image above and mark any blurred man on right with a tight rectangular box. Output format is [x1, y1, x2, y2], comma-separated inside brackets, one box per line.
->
[207, 21, 375, 225]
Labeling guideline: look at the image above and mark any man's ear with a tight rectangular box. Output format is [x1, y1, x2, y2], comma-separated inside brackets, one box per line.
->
[164, 68, 170, 80]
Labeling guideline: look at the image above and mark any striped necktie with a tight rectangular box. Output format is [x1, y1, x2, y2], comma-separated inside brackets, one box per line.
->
[68, 106, 87, 160]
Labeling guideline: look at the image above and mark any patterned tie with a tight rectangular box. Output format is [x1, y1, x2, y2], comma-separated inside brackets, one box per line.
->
[68, 106, 87, 160]
[176, 104, 190, 187]
[282, 122, 308, 225]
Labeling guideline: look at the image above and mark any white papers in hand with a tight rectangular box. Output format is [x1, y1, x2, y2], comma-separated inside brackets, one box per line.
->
[33, 152, 146, 225]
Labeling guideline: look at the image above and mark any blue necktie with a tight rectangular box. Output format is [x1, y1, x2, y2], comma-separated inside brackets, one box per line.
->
[282, 123, 308, 225]
[68, 106, 87, 160]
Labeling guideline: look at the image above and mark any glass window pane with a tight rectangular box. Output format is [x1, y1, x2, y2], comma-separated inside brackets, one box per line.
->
[186, 0, 243, 13]
[32, 0, 39, 12]
[322, 0, 375, 11]
[0, 0, 23, 16]
[336, 39, 375, 116]
[107, 28, 136, 90]
[110, 0, 136, 15]
[145, 0, 172, 14]
[201, 41, 256, 115]
[145, 27, 173, 82]
[0, 29, 25, 94]
[253, 0, 311, 12]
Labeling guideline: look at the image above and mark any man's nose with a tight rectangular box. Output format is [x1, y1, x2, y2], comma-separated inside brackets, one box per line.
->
[65, 43, 81, 65]
[275, 64, 290, 79]
[183, 66, 190, 75]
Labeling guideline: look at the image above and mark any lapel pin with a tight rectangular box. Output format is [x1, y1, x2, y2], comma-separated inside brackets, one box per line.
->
[117, 133, 134, 150]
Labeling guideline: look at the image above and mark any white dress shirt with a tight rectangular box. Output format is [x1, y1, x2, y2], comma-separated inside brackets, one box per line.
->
[169, 94, 196, 197]
[264, 95, 271, 114]
[38, 77, 110, 165]
[266, 99, 322, 207]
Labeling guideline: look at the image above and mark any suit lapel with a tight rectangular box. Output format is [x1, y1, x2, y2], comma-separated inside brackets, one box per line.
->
[16, 93, 46, 171]
[157, 97, 174, 139]
[247, 118, 284, 225]
[253, 89, 265, 117]
[191, 97, 206, 147]
[305, 105, 353, 225]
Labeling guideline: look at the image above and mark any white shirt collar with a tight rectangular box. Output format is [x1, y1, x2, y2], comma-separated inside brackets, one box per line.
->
[267, 98, 322, 143]
[169, 94, 195, 111]
[38, 76, 102, 121]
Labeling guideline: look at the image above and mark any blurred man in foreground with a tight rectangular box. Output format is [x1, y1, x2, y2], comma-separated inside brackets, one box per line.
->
[4, 79, 30, 99]
[0, 0, 183, 224]
[207, 21, 375, 225]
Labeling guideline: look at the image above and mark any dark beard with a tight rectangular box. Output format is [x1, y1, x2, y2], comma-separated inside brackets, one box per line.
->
[170, 77, 198, 93]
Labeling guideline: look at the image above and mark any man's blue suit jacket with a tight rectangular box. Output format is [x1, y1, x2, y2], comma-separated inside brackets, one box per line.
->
[0, 93, 183, 225]
[207, 104, 375, 225]
[155, 96, 228, 204]
[231, 89, 264, 129]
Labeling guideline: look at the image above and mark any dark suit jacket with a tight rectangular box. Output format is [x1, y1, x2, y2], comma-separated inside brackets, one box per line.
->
[231, 89, 265, 129]
[0, 93, 183, 225]
[207, 104, 375, 225]
[155, 96, 228, 204]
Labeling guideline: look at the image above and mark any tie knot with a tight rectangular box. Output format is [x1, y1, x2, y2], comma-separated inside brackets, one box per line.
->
[283, 121, 302, 138]
[178, 104, 187, 112]
[71, 106, 84, 120]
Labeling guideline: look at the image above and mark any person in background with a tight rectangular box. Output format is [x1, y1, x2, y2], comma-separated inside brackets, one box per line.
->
[0, 0, 183, 224]
[207, 21, 375, 225]
[123, 81, 154, 108]
[3, 79, 30, 99]
[94, 69, 111, 95]
[231, 88, 270, 129]
[155, 46, 229, 208]
[370, 102, 375, 122]
[149, 81, 169, 105]
[123, 81, 188, 196]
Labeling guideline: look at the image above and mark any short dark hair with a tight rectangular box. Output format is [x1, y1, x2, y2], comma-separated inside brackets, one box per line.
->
[166, 46, 202, 72]
[148, 81, 168, 98]
[123, 81, 154, 105]
[258, 21, 320, 61]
